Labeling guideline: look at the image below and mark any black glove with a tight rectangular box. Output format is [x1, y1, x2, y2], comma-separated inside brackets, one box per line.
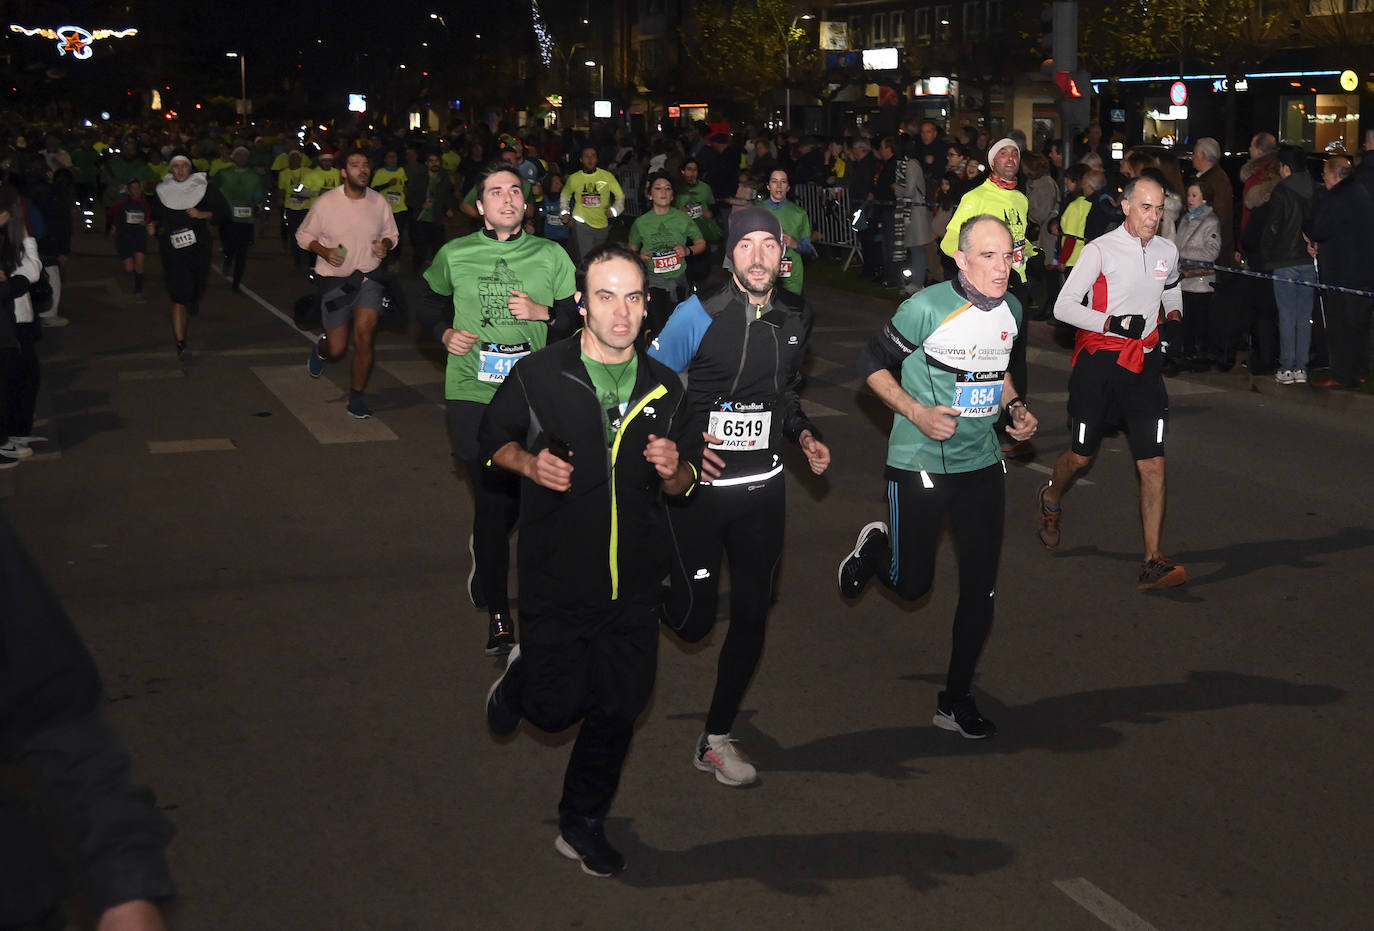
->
[1107, 314, 1146, 339]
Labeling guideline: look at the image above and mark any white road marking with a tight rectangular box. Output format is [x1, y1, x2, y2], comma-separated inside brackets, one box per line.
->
[224, 276, 318, 344]
[148, 438, 237, 454]
[379, 361, 445, 386]
[252, 365, 398, 444]
[120, 369, 186, 381]
[1054, 878, 1160, 931]
[803, 399, 848, 418]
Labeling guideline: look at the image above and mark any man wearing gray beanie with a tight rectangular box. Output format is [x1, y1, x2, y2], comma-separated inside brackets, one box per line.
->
[649, 206, 832, 787]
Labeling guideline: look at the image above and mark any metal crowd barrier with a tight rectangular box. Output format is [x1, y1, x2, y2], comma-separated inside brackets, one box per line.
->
[794, 182, 862, 270]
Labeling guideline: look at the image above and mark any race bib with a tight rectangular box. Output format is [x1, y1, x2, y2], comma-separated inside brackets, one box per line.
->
[1012, 240, 1026, 266]
[581, 193, 601, 208]
[386, 192, 402, 205]
[124, 209, 145, 224]
[545, 214, 564, 226]
[477, 342, 531, 384]
[950, 373, 1004, 417]
[652, 251, 681, 274]
[169, 228, 197, 249]
[707, 401, 772, 450]
[686, 203, 703, 219]
[232, 205, 253, 219]
[779, 257, 793, 278]
[288, 193, 306, 208]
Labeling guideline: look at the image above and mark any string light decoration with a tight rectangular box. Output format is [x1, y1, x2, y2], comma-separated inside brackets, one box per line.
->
[9, 24, 138, 60]
[531, 1, 553, 68]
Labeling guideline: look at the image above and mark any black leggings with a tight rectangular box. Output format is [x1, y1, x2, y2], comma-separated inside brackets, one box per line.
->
[663, 478, 784, 735]
[862, 464, 1005, 697]
[447, 400, 520, 616]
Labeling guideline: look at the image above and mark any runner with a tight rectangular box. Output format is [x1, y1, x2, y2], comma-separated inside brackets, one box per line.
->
[149, 155, 227, 359]
[559, 146, 623, 263]
[415, 162, 577, 655]
[627, 171, 703, 341]
[297, 150, 399, 419]
[212, 146, 262, 292]
[758, 167, 814, 295]
[1037, 176, 1187, 591]
[481, 243, 700, 878]
[108, 177, 151, 302]
[649, 206, 831, 786]
[838, 215, 1036, 739]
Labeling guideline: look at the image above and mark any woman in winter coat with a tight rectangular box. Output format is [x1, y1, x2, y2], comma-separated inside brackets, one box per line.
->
[0, 189, 44, 466]
[1168, 181, 1223, 371]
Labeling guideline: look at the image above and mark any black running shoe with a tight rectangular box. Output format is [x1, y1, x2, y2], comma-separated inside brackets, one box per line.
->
[485, 645, 522, 737]
[555, 816, 626, 877]
[485, 612, 514, 656]
[933, 691, 997, 739]
[838, 521, 888, 599]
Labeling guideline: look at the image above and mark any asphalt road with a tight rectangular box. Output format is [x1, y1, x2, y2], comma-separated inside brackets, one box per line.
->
[5, 221, 1373, 930]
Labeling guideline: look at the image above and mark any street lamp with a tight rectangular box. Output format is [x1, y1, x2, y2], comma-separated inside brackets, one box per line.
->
[584, 59, 604, 98]
[771, 12, 815, 130]
[226, 51, 246, 122]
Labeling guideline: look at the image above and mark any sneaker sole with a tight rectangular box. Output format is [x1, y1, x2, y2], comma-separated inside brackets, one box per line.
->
[485, 646, 521, 736]
[554, 835, 617, 877]
[347, 409, 373, 419]
[837, 520, 887, 596]
[932, 710, 994, 739]
[1138, 566, 1188, 591]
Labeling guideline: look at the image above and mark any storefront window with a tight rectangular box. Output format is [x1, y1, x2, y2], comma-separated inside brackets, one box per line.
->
[1280, 94, 1361, 152]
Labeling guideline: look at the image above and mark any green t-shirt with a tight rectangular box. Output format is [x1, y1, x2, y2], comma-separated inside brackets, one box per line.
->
[423, 230, 577, 404]
[885, 281, 1023, 475]
[214, 167, 262, 223]
[675, 182, 722, 242]
[762, 199, 812, 294]
[629, 209, 698, 282]
[582, 353, 639, 445]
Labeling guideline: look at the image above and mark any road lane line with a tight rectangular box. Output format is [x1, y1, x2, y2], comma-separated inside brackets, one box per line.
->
[1053, 878, 1160, 931]
[252, 365, 398, 444]
[223, 275, 318, 344]
[148, 439, 237, 454]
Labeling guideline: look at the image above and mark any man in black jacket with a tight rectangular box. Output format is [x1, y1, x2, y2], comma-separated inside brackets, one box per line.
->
[1, 513, 175, 929]
[1261, 145, 1319, 384]
[480, 243, 700, 878]
[1309, 155, 1374, 388]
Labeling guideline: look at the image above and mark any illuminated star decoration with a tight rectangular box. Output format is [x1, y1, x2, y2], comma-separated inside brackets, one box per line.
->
[9, 24, 139, 60]
[530, 1, 553, 68]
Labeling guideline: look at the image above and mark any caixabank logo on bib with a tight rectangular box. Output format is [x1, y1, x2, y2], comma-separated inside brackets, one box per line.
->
[720, 401, 767, 413]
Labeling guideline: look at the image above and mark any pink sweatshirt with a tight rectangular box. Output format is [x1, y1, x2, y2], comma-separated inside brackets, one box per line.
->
[295, 186, 399, 277]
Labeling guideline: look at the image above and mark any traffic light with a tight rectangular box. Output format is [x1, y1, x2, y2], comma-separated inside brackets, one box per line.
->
[1055, 70, 1082, 98]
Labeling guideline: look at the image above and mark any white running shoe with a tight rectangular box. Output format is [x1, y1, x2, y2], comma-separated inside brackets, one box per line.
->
[694, 733, 758, 786]
[0, 442, 33, 460]
[1274, 369, 1295, 385]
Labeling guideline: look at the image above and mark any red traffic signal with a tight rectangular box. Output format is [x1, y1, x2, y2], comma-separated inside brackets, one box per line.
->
[1055, 70, 1083, 98]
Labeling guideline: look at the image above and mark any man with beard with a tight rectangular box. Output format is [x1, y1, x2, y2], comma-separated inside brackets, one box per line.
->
[674, 157, 721, 284]
[297, 150, 399, 418]
[838, 216, 1037, 739]
[416, 162, 577, 656]
[481, 243, 700, 878]
[1038, 176, 1186, 591]
[150, 155, 227, 359]
[649, 207, 831, 787]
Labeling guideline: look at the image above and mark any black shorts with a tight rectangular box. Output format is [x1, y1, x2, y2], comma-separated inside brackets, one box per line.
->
[1066, 348, 1168, 460]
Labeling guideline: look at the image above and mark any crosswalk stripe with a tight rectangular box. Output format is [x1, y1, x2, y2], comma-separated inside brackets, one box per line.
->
[252, 365, 398, 444]
[1054, 878, 1160, 931]
[148, 439, 237, 454]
